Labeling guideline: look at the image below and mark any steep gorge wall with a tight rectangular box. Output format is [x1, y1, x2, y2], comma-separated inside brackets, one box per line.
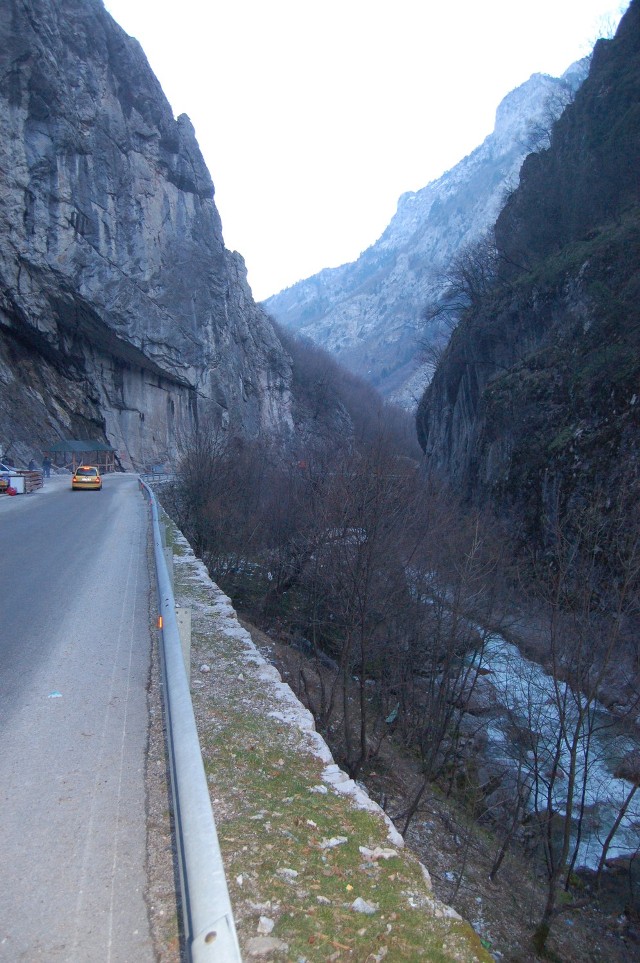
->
[0, 0, 292, 467]
[416, 1, 640, 534]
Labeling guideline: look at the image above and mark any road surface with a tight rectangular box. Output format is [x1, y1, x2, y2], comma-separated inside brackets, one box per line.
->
[0, 473, 156, 962]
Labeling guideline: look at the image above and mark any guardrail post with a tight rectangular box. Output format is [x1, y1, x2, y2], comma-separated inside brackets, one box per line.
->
[176, 605, 192, 683]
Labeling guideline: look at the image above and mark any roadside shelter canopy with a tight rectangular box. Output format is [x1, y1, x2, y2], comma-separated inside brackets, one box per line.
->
[45, 440, 117, 473]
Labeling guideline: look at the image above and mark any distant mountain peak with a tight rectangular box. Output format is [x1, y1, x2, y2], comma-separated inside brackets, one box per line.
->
[264, 62, 589, 407]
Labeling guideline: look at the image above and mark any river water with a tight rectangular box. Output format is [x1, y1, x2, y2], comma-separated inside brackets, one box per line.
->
[475, 634, 639, 870]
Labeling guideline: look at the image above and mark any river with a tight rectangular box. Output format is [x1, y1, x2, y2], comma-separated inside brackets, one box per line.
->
[475, 633, 639, 870]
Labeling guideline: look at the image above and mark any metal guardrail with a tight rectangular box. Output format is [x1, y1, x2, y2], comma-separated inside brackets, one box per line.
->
[139, 478, 242, 963]
[139, 470, 177, 485]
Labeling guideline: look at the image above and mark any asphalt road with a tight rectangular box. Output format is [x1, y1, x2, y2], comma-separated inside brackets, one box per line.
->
[0, 473, 155, 962]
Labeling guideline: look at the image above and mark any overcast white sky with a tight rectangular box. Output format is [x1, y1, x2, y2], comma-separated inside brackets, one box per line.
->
[103, 0, 627, 301]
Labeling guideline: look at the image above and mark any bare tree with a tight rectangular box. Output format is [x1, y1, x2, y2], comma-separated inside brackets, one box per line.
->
[522, 82, 577, 154]
[440, 232, 499, 312]
[397, 511, 502, 833]
[515, 489, 640, 953]
[420, 232, 501, 374]
[168, 420, 229, 559]
[293, 437, 428, 777]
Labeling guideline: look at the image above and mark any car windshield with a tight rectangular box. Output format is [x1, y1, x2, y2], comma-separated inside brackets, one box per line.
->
[76, 468, 98, 476]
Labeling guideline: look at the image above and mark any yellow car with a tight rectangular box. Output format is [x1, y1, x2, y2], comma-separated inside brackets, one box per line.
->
[71, 465, 102, 491]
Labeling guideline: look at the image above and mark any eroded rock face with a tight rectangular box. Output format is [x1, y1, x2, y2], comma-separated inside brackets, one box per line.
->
[0, 0, 292, 467]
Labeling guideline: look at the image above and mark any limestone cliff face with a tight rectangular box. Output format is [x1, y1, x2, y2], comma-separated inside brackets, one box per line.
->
[0, 0, 292, 467]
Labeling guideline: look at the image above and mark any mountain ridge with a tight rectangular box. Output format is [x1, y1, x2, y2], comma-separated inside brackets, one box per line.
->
[264, 61, 588, 405]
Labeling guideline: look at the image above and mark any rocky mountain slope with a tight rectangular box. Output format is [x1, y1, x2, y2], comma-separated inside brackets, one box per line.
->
[0, 0, 293, 468]
[416, 0, 640, 539]
[264, 62, 587, 406]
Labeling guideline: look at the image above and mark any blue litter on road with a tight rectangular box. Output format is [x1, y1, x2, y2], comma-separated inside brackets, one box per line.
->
[47, 691, 63, 699]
